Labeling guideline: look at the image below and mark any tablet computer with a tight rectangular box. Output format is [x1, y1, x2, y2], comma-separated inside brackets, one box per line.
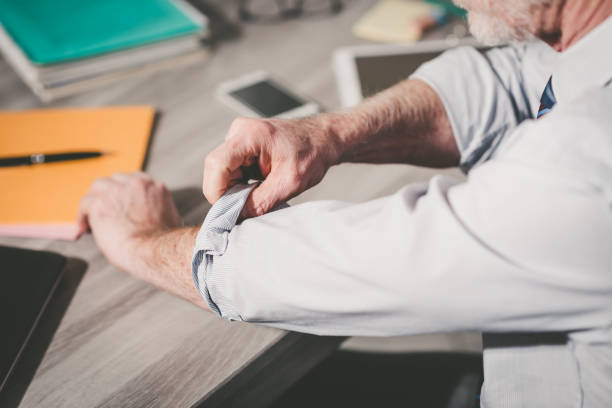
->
[0, 246, 65, 394]
[333, 38, 482, 107]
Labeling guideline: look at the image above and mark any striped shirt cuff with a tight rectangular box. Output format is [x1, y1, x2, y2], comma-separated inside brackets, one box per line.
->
[192, 183, 257, 319]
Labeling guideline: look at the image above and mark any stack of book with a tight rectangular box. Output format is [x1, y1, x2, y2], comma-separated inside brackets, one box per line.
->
[0, 0, 209, 102]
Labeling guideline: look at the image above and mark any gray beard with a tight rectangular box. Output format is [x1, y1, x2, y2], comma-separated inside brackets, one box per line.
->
[451, 0, 550, 45]
[467, 10, 535, 45]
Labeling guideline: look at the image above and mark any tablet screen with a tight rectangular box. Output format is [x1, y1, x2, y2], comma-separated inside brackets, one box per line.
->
[0, 246, 65, 392]
[355, 51, 442, 98]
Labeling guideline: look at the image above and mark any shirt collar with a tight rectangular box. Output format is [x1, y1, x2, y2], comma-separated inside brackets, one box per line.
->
[552, 15, 612, 103]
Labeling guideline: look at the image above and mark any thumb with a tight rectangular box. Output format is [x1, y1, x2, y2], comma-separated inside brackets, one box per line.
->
[76, 195, 94, 238]
[76, 213, 90, 238]
[241, 172, 295, 218]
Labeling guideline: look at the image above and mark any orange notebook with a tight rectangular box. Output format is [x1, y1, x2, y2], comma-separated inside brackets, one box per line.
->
[0, 106, 155, 240]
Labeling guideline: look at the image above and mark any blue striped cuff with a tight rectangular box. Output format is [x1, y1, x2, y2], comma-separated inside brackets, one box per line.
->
[191, 183, 257, 318]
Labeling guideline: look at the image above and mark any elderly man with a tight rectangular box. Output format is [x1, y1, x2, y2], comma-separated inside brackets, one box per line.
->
[79, 0, 612, 406]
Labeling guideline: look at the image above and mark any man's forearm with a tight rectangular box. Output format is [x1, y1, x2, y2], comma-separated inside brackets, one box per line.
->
[322, 79, 458, 167]
[131, 227, 208, 310]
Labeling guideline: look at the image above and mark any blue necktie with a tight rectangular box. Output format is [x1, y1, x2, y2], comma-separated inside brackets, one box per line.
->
[537, 77, 556, 119]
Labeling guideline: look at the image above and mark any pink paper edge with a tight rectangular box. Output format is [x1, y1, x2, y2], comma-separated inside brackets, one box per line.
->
[0, 224, 80, 240]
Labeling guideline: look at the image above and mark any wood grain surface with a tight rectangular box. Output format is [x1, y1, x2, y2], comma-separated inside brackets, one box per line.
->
[0, 1, 468, 407]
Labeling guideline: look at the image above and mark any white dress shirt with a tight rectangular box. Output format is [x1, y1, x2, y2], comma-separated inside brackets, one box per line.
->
[193, 16, 612, 407]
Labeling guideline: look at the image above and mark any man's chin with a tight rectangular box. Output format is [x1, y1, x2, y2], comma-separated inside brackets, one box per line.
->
[467, 11, 534, 45]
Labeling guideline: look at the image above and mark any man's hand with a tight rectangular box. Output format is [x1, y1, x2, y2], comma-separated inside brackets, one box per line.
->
[203, 116, 341, 218]
[77, 172, 181, 274]
[203, 80, 457, 219]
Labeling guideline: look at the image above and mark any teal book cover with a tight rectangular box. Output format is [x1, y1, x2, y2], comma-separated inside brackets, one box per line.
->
[0, 0, 205, 65]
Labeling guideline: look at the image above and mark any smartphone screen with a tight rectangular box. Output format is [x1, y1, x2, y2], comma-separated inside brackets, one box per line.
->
[228, 80, 304, 117]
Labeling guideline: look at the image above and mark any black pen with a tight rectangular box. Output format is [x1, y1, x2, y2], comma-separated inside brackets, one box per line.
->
[0, 151, 105, 167]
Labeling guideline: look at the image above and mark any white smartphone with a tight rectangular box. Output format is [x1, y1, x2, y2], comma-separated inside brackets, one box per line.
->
[217, 71, 321, 118]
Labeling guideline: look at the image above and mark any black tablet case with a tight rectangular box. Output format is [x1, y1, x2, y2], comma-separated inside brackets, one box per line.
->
[0, 246, 65, 392]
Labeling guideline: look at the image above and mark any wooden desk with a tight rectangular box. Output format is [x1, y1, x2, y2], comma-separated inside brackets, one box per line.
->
[0, 1, 465, 407]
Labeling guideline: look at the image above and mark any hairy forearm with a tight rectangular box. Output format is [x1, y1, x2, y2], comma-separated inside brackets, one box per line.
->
[322, 79, 458, 167]
[130, 227, 208, 310]
[109, 82, 453, 308]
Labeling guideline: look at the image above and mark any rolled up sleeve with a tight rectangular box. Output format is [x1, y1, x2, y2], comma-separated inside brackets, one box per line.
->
[193, 155, 612, 336]
[192, 183, 257, 320]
